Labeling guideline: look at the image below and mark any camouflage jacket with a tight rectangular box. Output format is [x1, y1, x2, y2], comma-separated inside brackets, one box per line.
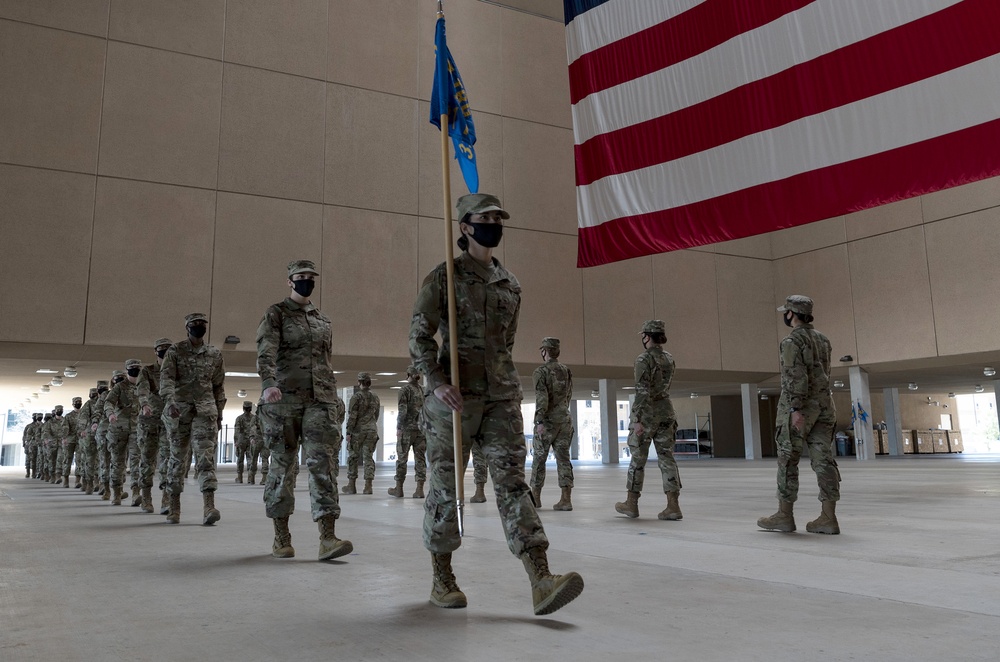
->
[631, 345, 676, 427]
[409, 252, 522, 402]
[396, 382, 423, 431]
[65, 408, 83, 438]
[533, 359, 573, 425]
[234, 412, 258, 444]
[78, 397, 100, 437]
[105, 379, 139, 424]
[778, 323, 833, 412]
[347, 389, 380, 434]
[333, 392, 346, 427]
[159, 339, 226, 416]
[136, 362, 165, 417]
[256, 298, 338, 404]
[49, 415, 69, 441]
[96, 391, 111, 435]
[22, 421, 38, 447]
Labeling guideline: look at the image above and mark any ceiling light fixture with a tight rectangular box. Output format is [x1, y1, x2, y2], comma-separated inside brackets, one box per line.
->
[760, 394, 769, 400]
[984, 367, 996, 377]
[36, 368, 58, 374]
[689, 392, 699, 399]
[376, 372, 397, 376]
[64, 367, 77, 377]
[833, 380, 844, 388]
[975, 384, 985, 393]
[590, 390, 600, 399]
[41, 385, 50, 393]
[908, 382, 918, 391]
[237, 390, 247, 398]
[51, 376, 63, 386]
[224, 371, 259, 378]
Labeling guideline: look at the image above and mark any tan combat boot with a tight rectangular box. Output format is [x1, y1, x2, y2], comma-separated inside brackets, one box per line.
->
[552, 486, 573, 511]
[615, 491, 640, 518]
[806, 500, 840, 534]
[111, 485, 123, 506]
[139, 487, 153, 513]
[362, 479, 373, 495]
[520, 547, 585, 616]
[342, 478, 357, 494]
[658, 491, 683, 521]
[430, 553, 467, 609]
[757, 500, 796, 532]
[470, 483, 487, 503]
[531, 486, 542, 508]
[235, 472, 243, 484]
[248, 471, 256, 485]
[130, 485, 141, 507]
[272, 516, 294, 558]
[202, 490, 221, 526]
[159, 491, 170, 515]
[165, 492, 181, 524]
[317, 514, 353, 561]
[387, 480, 404, 498]
[412, 481, 425, 499]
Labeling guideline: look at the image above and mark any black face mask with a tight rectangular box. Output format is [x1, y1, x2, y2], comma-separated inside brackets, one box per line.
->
[127, 367, 141, 378]
[465, 222, 503, 248]
[90, 393, 98, 400]
[156, 349, 168, 359]
[98, 387, 108, 395]
[73, 402, 82, 409]
[187, 325, 207, 339]
[783, 312, 794, 327]
[642, 336, 650, 350]
[113, 376, 124, 384]
[292, 279, 316, 298]
[55, 409, 63, 416]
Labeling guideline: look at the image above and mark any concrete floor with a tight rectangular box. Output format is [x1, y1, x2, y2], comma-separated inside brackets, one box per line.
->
[1, 455, 999, 661]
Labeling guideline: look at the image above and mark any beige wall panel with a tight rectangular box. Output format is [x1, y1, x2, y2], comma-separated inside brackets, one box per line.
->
[0, 0, 109, 36]
[211, 192, 323, 348]
[219, 64, 326, 203]
[500, 9, 572, 128]
[87, 178, 216, 346]
[922, 175, 1000, 223]
[847, 226, 937, 363]
[582, 257, 653, 367]
[416, 217, 461, 288]
[416, 0, 502, 114]
[329, 0, 417, 98]
[503, 229, 585, 366]
[925, 209, 1000, 356]
[845, 197, 922, 241]
[224, 0, 327, 80]
[651, 250, 722, 370]
[98, 43, 222, 188]
[713, 234, 771, 259]
[897, 392, 961, 432]
[0, 165, 94, 343]
[0, 21, 105, 173]
[323, 206, 418, 358]
[325, 85, 418, 214]
[496, 0, 563, 21]
[502, 117, 576, 235]
[769, 217, 846, 259]
[772, 245, 857, 364]
[108, 0, 225, 60]
[417, 105, 503, 219]
[717, 255, 777, 372]
[671, 396, 713, 429]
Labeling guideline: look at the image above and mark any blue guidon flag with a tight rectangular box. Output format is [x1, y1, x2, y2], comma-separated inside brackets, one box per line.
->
[430, 14, 478, 194]
[566, 0, 1000, 266]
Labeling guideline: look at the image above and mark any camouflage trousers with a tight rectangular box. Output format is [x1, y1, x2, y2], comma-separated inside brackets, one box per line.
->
[259, 401, 342, 521]
[625, 419, 682, 494]
[422, 395, 548, 556]
[25, 442, 35, 476]
[234, 440, 250, 474]
[530, 419, 575, 490]
[137, 414, 167, 490]
[61, 439, 78, 480]
[471, 438, 487, 485]
[775, 406, 840, 503]
[108, 421, 137, 492]
[394, 428, 427, 483]
[163, 406, 218, 495]
[78, 434, 97, 485]
[249, 440, 270, 478]
[97, 426, 111, 485]
[46, 441, 59, 479]
[127, 432, 140, 489]
[346, 428, 378, 481]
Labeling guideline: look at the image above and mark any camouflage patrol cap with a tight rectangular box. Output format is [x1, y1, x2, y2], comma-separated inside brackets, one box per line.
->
[185, 313, 208, 324]
[641, 320, 666, 335]
[777, 295, 814, 315]
[243, 401, 253, 410]
[540, 337, 560, 351]
[406, 365, 420, 377]
[153, 337, 172, 348]
[358, 372, 371, 381]
[456, 193, 510, 220]
[125, 359, 142, 369]
[89, 387, 98, 396]
[111, 370, 124, 377]
[288, 260, 319, 278]
[96, 380, 109, 388]
[72, 396, 82, 402]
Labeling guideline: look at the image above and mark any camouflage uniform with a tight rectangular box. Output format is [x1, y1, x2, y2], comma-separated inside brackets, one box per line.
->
[624, 335, 681, 495]
[247, 410, 268, 483]
[64, 398, 83, 486]
[256, 287, 344, 522]
[394, 369, 427, 489]
[22, 416, 40, 478]
[77, 388, 101, 492]
[96, 378, 116, 492]
[530, 338, 575, 500]
[233, 404, 256, 481]
[38, 414, 53, 480]
[410, 250, 547, 557]
[105, 361, 141, 502]
[160, 326, 226, 497]
[136, 343, 170, 496]
[49, 410, 69, 484]
[345, 376, 381, 484]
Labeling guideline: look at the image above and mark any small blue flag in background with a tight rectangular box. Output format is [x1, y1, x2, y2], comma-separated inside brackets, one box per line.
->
[430, 16, 478, 193]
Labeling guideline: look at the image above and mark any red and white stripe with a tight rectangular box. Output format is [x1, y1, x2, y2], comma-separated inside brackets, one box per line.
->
[568, 0, 1000, 267]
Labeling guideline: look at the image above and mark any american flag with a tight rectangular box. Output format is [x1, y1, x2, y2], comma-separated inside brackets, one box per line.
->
[566, 0, 1000, 267]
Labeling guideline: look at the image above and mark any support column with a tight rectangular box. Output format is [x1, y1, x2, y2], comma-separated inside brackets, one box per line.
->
[375, 405, 385, 461]
[598, 379, 619, 465]
[340, 387, 352, 467]
[569, 400, 580, 460]
[741, 383, 763, 460]
[849, 366, 874, 461]
[883, 387, 903, 456]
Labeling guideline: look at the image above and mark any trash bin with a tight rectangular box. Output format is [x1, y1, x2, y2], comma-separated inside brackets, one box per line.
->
[835, 433, 851, 457]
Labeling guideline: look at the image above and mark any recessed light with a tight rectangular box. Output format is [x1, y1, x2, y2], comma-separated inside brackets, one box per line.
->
[390, 386, 402, 390]
[224, 371, 259, 378]
[36, 369, 58, 374]
[689, 392, 699, 398]
[376, 372, 397, 376]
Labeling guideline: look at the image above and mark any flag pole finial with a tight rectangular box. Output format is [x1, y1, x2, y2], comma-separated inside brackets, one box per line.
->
[437, 0, 443, 17]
